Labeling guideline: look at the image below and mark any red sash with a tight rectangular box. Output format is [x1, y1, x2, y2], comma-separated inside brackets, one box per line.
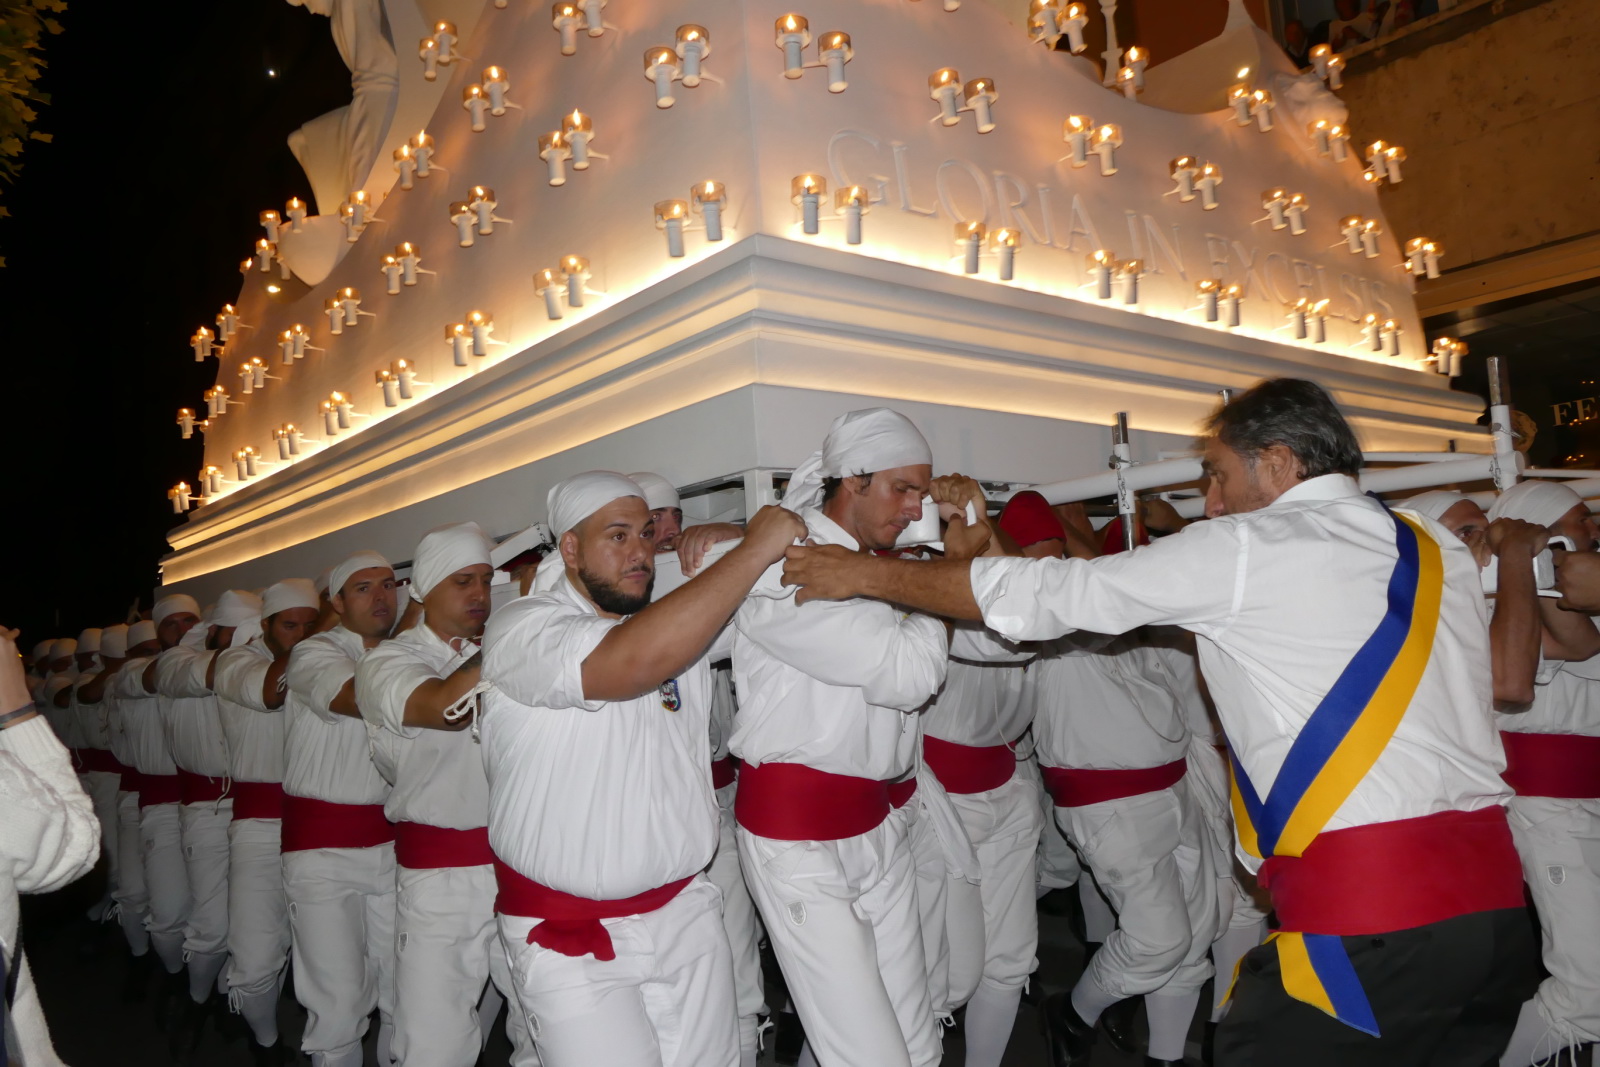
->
[178, 769, 230, 805]
[280, 795, 395, 853]
[231, 781, 286, 821]
[1500, 732, 1600, 800]
[493, 857, 691, 961]
[395, 823, 494, 869]
[78, 748, 126, 775]
[735, 761, 892, 841]
[923, 735, 1017, 794]
[1041, 759, 1186, 807]
[137, 773, 182, 808]
[120, 769, 143, 794]
[888, 778, 917, 809]
[711, 757, 738, 790]
[1259, 807, 1525, 936]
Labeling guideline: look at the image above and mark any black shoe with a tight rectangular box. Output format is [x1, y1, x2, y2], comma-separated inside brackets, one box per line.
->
[170, 995, 211, 1061]
[120, 951, 155, 1005]
[1202, 1020, 1217, 1065]
[1021, 973, 1042, 1007]
[153, 967, 187, 1033]
[773, 1010, 805, 1066]
[250, 1040, 292, 1066]
[1145, 1059, 1185, 1066]
[1039, 991, 1096, 1067]
[1100, 996, 1140, 1055]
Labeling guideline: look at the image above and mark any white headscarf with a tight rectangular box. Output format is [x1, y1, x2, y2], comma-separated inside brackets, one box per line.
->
[128, 620, 157, 649]
[627, 472, 681, 512]
[100, 624, 129, 659]
[328, 551, 394, 599]
[78, 628, 102, 653]
[1488, 480, 1584, 529]
[783, 408, 932, 513]
[31, 640, 52, 663]
[214, 590, 264, 628]
[51, 638, 77, 661]
[547, 472, 645, 539]
[153, 594, 201, 627]
[262, 578, 320, 618]
[409, 522, 494, 603]
[1397, 490, 1467, 523]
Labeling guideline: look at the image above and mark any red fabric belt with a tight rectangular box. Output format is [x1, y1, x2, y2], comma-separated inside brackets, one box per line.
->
[178, 769, 230, 805]
[78, 748, 126, 775]
[119, 769, 143, 794]
[395, 823, 493, 869]
[68, 748, 82, 769]
[230, 781, 286, 821]
[923, 735, 1017, 794]
[137, 773, 182, 808]
[1500, 732, 1600, 800]
[735, 761, 892, 841]
[280, 795, 395, 853]
[1259, 807, 1526, 936]
[888, 778, 917, 809]
[711, 757, 738, 790]
[1041, 759, 1187, 807]
[493, 856, 692, 961]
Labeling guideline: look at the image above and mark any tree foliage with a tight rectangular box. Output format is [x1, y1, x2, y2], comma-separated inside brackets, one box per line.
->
[0, 0, 66, 264]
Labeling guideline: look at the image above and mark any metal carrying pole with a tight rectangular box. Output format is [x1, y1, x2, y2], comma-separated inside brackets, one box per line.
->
[1112, 412, 1137, 552]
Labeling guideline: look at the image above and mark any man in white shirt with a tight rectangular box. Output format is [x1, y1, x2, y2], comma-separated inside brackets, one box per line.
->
[483, 471, 803, 1067]
[731, 408, 951, 1067]
[782, 380, 1536, 1065]
[629, 470, 685, 551]
[283, 551, 400, 1067]
[355, 522, 536, 1067]
[213, 578, 321, 1064]
[72, 624, 131, 934]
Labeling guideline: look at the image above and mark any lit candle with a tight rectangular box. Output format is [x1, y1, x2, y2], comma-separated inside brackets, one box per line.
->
[1058, 2, 1088, 51]
[377, 368, 400, 407]
[1328, 124, 1350, 162]
[216, 305, 240, 340]
[1309, 119, 1332, 157]
[1195, 161, 1222, 208]
[242, 447, 259, 478]
[553, 3, 581, 55]
[339, 286, 361, 326]
[463, 84, 489, 132]
[1309, 299, 1330, 343]
[446, 323, 471, 365]
[1063, 115, 1093, 168]
[1421, 239, 1441, 279]
[1229, 84, 1252, 126]
[177, 482, 191, 510]
[929, 68, 962, 126]
[656, 199, 689, 256]
[240, 257, 254, 274]
[1383, 144, 1406, 183]
[581, 0, 604, 36]
[1196, 279, 1220, 321]
[176, 408, 195, 438]
[819, 31, 852, 93]
[1381, 318, 1401, 357]
[692, 180, 727, 241]
[322, 401, 339, 436]
[1288, 298, 1309, 340]
[1285, 193, 1308, 235]
[1366, 140, 1389, 182]
[991, 227, 1020, 280]
[468, 310, 493, 355]
[835, 185, 869, 245]
[394, 144, 417, 189]
[561, 111, 594, 169]
[1087, 249, 1114, 299]
[191, 326, 215, 362]
[1091, 124, 1122, 176]
[395, 363, 416, 399]
[1326, 53, 1345, 90]
[956, 221, 986, 274]
[381, 254, 402, 294]
[206, 386, 229, 419]
[1249, 89, 1274, 132]
[433, 20, 458, 63]
[561, 255, 589, 306]
[205, 466, 223, 494]
[535, 268, 564, 319]
[273, 428, 291, 459]
[326, 296, 345, 335]
[451, 202, 475, 246]
[1263, 187, 1290, 230]
[1361, 313, 1382, 351]
[1340, 214, 1364, 253]
[410, 131, 435, 177]
[1124, 45, 1147, 90]
[277, 331, 295, 365]
[259, 209, 281, 241]
[1170, 156, 1199, 201]
[1026, 3, 1059, 47]
[1118, 258, 1143, 304]
[538, 131, 570, 186]
[419, 35, 440, 80]
[234, 450, 249, 481]
[1310, 43, 1331, 80]
[964, 78, 998, 133]
[644, 47, 680, 108]
[396, 242, 421, 286]
[255, 238, 276, 273]
[776, 15, 811, 79]
[1221, 284, 1243, 327]
[1431, 337, 1465, 376]
[482, 65, 511, 115]
[790, 175, 826, 234]
[468, 186, 499, 235]
[676, 25, 711, 87]
[289, 323, 310, 358]
[1116, 65, 1138, 99]
[331, 391, 352, 428]
[1361, 219, 1381, 258]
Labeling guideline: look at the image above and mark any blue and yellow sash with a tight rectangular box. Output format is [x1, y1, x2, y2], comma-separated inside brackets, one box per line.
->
[1227, 510, 1444, 1036]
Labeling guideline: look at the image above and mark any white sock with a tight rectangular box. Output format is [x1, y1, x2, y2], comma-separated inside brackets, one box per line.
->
[238, 989, 280, 1047]
[1499, 998, 1570, 1067]
[1210, 918, 1266, 1021]
[1079, 878, 1117, 944]
[1070, 972, 1124, 1025]
[740, 1049, 758, 1067]
[797, 1040, 820, 1067]
[1146, 989, 1201, 1061]
[964, 983, 1023, 1067]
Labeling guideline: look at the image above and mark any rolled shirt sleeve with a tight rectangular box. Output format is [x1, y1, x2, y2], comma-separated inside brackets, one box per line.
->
[0, 716, 101, 895]
[214, 646, 278, 714]
[354, 643, 441, 738]
[484, 595, 617, 713]
[286, 637, 359, 725]
[112, 658, 156, 699]
[152, 646, 214, 699]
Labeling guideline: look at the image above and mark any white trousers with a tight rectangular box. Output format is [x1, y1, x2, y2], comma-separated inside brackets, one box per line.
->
[180, 799, 233, 957]
[895, 789, 984, 1017]
[227, 816, 290, 1045]
[1508, 795, 1600, 1044]
[113, 791, 150, 955]
[948, 771, 1044, 995]
[709, 781, 768, 1054]
[283, 843, 397, 1067]
[1056, 781, 1220, 999]
[1026, 757, 1080, 891]
[79, 770, 121, 915]
[497, 874, 737, 1067]
[394, 863, 537, 1067]
[139, 801, 192, 972]
[739, 818, 940, 1067]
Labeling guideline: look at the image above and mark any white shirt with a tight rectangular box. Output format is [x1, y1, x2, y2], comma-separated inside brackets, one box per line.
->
[1031, 635, 1190, 770]
[922, 623, 1033, 748]
[42, 671, 76, 748]
[152, 646, 229, 778]
[1501, 651, 1600, 737]
[355, 622, 488, 830]
[283, 626, 389, 805]
[112, 659, 179, 777]
[481, 572, 720, 899]
[709, 663, 735, 763]
[971, 474, 1509, 861]
[213, 641, 287, 784]
[730, 508, 949, 781]
[71, 672, 113, 752]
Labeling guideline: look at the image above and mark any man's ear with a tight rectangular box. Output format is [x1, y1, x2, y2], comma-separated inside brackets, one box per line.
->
[1258, 444, 1305, 487]
[329, 593, 345, 616]
[559, 529, 581, 570]
[847, 474, 870, 498]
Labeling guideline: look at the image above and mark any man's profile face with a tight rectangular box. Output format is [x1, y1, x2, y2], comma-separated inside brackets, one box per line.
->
[332, 568, 398, 640]
[1551, 503, 1599, 554]
[158, 612, 200, 650]
[1202, 438, 1278, 518]
[834, 464, 933, 551]
[1437, 499, 1491, 568]
[423, 564, 494, 640]
[263, 608, 319, 657]
[650, 507, 684, 552]
[565, 496, 656, 617]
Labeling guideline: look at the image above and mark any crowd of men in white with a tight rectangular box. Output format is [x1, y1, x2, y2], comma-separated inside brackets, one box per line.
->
[7, 381, 1600, 1067]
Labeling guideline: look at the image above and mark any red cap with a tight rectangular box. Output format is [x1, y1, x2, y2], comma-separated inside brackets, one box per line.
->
[1099, 515, 1150, 555]
[998, 491, 1066, 548]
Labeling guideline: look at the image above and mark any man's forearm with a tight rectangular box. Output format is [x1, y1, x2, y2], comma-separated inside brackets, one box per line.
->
[860, 556, 984, 621]
[1491, 554, 1540, 708]
[403, 663, 480, 730]
[1540, 596, 1600, 662]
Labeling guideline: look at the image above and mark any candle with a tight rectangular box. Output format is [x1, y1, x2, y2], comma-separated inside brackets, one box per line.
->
[1196, 279, 1220, 322]
[535, 268, 564, 319]
[339, 286, 361, 326]
[561, 255, 589, 306]
[1063, 115, 1092, 168]
[538, 131, 570, 186]
[394, 145, 417, 189]
[251, 357, 267, 388]
[929, 68, 962, 126]
[656, 199, 688, 256]
[1196, 162, 1222, 209]
[561, 111, 594, 169]
[1361, 219, 1381, 258]
[1309, 119, 1332, 157]
[1383, 144, 1406, 184]
[1117, 65, 1138, 99]
[446, 323, 471, 365]
[1091, 124, 1122, 176]
[482, 65, 511, 115]
[240, 257, 254, 274]
[790, 175, 826, 235]
[331, 391, 352, 428]
[463, 84, 489, 132]
[410, 131, 435, 177]
[1087, 249, 1114, 300]
[451, 202, 475, 247]
[468, 310, 493, 355]
[1307, 299, 1329, 343]
[1058, 2, 1087, 51]
[1118, 258, 1143, 304]
[1288, 298, 1309, 339]
[1422, 239, 1441, 279]
[1340, 214, 1364, 253]
[644, 47, 680, 108]
[397, 242, 422, 285]
[1431, 337, 1466, 376]
[1326, 53, 1345, 90]
[177, 408, 195, 438]
[581, 0, 604, 36]
[1124, 46, 1147, 90]
[1229, 85, 1252, 126]
[835, 186, 869, 245]
[964, 78, 998, 133]
[255, 238, 276, 273]
[1027, 3, 1059, 47]
[1310, 43, 1331, 79]
[1366, 140, 1389, 182]
[676, 25, 711, 87]
[433, 20, 458, 62]
[283, 196, 306, 232]
[242, 447, 258, 477]
[419, 35, 440, 80]
[217, 305, 240, 340]
[956, 221, 985, 274]
[259, 209, 281, 241]
[205, 386, 229, 419]
[692, 181, 726, 241]
[1222, 284, 1243, 328]
[395, 363, 416, 399]
[1249, 89, 1274, 132]
[326, 296, 345, 335]
[990, 228, 1020, 280]
[289, 324, 310, 359]
[1381, 318, 1401, 357]
[322, 401, 339, 436]
[1328, 124, 1350, 162]
[234, 451, 249, 482]
[553, 3, 581, 55]
[381, 254, 402, 294]
[1285, 193, 1308, 235]
[1170, 156, 1199, 201]
[277, 331, 295, 365]
[191, 326, 215, 362]
[274, 428, 290, 459]
[1263, 187, 1290, 230]
[377, 369, 400, 407]
[1361, 313, 1382, 351]
[776, 15, 810, 79]
[204, 466, 223, 494]
[818, 31, 851, 93]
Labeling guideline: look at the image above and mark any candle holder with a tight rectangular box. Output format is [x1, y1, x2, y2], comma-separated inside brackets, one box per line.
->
[446, 323, 472, 365]
[482, 66, 517, 115]
[205, 386, 230, 419]
[1405, 237, 1442, 279]
[463, 84, 489, 132]
[1195, 279, 1221, 322]
[929, 68, 961, 126]
[990, 227, 1020, 280]
[1309, 44, 1344, 89]
[1248, 89, 1275, 131]
[676, 25, 711, 86]
[1262, 188, 1290, 230]
[1027, 0, 1060, 46]
[340, 190, 372, 243]
[835, 186, 869, 245]
[1429, 337, 1466, 376]
[216, 305, 243, 341]
[644, 47, 682, 108]
[539, 131, 571, 186]
[177, 408, 196, 439]
[1360, 219, 1382, 258]
[1058, 2, 1088, 51]
[691, 181, 727, 241]
[553, 3, 582, 54]
[776, 15, 811, 79]
[203, 466, 224, 495]
[243, 357, 267, 391]
[433, 20, 461, 63]
[1123, 46, 1147, 90]
[1221, 284, 1243, 327]
[955, 221, 986, 274]
[791, 175, 826, 234]
[1062, 115, 1093, 167]
[1169, 157, 1199, 201]
[410, 131, 438, 178]
[1116, 65, 1139, 100]
[562, 111, 597, 169]
[963, 78, 998, 133]
[1087, 249, 1114, 299]
[1229, 84, 1252, 126]
[1090, 124, 1122, 176]
[1117, 258, 1144, 304]
[561, 255, 591, 306]
[818, 32, 851, 92]
[272, 425, 301, 458]
[467, 310, 496, 356]
[169, 483, 192, 514]
[581, 0, 605, 36]
[655, 199, 689, 256]
[535, 268, 565, 319]
[259, 209, 281, 242]
[191, 326, 216, 362]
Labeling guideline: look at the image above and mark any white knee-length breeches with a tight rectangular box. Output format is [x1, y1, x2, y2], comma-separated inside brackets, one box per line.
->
[114, 791, 150, 954]
[1509, 795, 1600, 1044]
[949, 771, 1044, 995]
[80, 771, 121, 904]
[895, 786, 984, 1017]
[180, 799, 233, 958]
[226, 817, 289, 997]
[739, 817, 940, 1067]
[709, 782, 768, 1052]
[498, 875, 737, 1067]
[283, 843, 397, 1067]
[139, 801, 193, 970]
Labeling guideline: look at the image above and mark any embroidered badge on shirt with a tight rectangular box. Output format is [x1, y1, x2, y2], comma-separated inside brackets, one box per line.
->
[660, 678, 682, 712]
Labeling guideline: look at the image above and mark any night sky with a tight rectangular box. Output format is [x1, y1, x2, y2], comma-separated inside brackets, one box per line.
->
[3, 1, 348, 643]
